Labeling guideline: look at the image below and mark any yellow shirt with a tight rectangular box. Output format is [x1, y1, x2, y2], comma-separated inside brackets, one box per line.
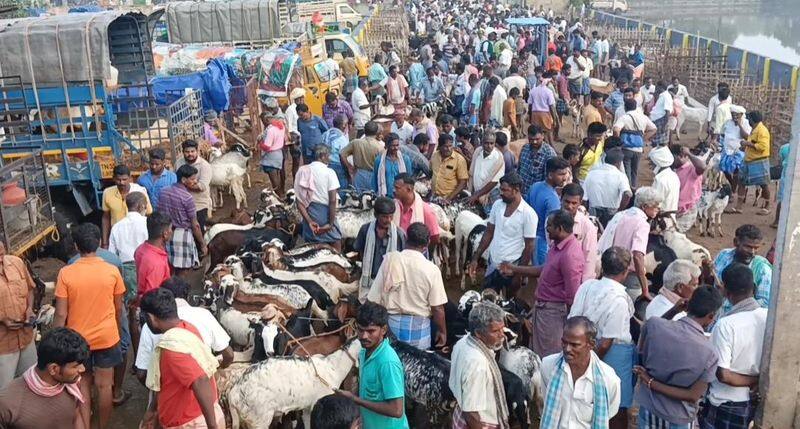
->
[578, 140, 605, 181]
[431, 151, 469, 197]
[102, 184, 153, 225]
[744, 122, 770, 162]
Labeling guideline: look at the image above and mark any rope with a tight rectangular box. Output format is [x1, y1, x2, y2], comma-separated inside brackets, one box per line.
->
[83, 15, 102, 142]
[274, 320, 357, 391]
[53, 22, 77, 140]
[22, 19, 47, 145]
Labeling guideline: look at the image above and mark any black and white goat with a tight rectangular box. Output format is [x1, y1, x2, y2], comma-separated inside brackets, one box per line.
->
[696, 183, 732, 237]
[453, 211, 488, 288]
[389, 338, 456, 425]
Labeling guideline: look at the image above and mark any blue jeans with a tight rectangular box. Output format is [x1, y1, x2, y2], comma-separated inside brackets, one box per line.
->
[119, 304, 131, 355]
[534, 235, 549, 265]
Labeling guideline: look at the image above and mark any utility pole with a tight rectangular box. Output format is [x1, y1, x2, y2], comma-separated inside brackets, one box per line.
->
[755, 86, 800, 427]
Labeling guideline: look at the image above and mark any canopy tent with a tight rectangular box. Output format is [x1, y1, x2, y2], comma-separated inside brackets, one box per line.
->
[0, 11, 154, 85]
[505, 17, 550, 66]
[162, 0, 281, 44]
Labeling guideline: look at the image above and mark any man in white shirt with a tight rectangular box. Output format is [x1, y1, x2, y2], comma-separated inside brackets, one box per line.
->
[540, 316, 621, 429]
[501, 65, 527, 96]
[645, 259, 699, 320]
[449, 302, 510, 428]
[706, 83, 732, 137]
[614, 99, 657, 187]
[649, 145, 680, 213]
[467, 133, 505, 215]
[468, 172, 536, 296]
[579, 49, 594, 104]
[667, 77, 689, 104]
[565, 50, 588, 103]
[583, 149, 632, 226]
[368, 223, 448, 350]
[134, 276, 233, 383]
[649, 81, 673, 147]
[569, 247, 635, 426]
[284, 88, 305, 178]
[496, 47, 513, 78]
[391, 110, 414, 145]
[716, 105, 750, 197]
[351, 78, 372, 137]
[295, 145, 343, 251]
[704, 263, 767, 429]
[639, 77, 655, 105]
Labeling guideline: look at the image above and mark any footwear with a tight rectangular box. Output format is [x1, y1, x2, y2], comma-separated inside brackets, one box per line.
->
[757, 208, 771, 216]
[113, 390, 132, 407]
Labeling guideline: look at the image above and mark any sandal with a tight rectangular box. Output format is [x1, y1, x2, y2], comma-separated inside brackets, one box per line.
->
[724, 208, 742, 214]
[113, 390, 132, 407]
[757, 208, 771, 216]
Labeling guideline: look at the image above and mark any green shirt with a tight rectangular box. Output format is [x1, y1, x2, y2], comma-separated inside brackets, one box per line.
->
[358, 339, 409, 429]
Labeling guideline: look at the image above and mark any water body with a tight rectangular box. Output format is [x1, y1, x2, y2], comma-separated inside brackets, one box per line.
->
[628, 1, 800, 66]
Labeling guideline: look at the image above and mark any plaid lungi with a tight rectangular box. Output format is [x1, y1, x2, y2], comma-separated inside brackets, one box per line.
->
[741, 157, 770, 187]
[167, 227, 200, 269]
[388, 314, 431, 350]
[700, 400, 752, 429]
[638, 405, 692, 429]
[452, 405, 501, 429]
[651, 115, 669, 147]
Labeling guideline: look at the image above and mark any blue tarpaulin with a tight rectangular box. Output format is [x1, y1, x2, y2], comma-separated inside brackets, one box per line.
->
[150, 58, 235, 112]
[69, 5, 105, 13]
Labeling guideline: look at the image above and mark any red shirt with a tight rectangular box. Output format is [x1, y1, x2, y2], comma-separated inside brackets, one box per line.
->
[133, 242, 171, 299]
[158, 321, 218, 427]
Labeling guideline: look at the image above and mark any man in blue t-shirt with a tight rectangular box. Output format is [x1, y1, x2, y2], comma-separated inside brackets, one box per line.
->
[525, 157, 572, 265]
[296, 103, 329, 163]
[335, 302, 409, 429]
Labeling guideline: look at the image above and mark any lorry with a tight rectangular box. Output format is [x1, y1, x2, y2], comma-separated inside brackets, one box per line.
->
[158, 0, 369, 75]
[591, 0, 628, 13]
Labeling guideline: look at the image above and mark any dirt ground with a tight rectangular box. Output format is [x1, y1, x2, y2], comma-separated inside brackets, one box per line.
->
[30, 116, 776, 428]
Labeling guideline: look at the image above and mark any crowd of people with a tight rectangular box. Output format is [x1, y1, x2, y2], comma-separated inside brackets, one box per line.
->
[0, 0, 785, 428]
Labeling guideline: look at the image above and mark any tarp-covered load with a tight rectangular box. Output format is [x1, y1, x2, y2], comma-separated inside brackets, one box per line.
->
[0, 11, 154, 85]
[164, 0, 281, 44]
[151, 58, 245, 113]
[256, 48, 302, 97]
[153, 42, 264, 77]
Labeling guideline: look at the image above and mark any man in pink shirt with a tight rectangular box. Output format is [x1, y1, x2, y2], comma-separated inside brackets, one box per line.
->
[561, 183, 599, 282]
[392, 173, 440, 245]
[598, 187, 663, 301]
[670, 145, 706, 233]
[134, 211, 173, 302]
[500, 210, 585, 357]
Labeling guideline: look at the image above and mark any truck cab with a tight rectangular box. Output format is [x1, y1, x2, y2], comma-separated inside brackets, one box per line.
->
[321, 32, 370, 77]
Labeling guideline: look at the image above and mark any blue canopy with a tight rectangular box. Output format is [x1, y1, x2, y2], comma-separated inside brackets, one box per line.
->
[505, 17, 550, 27]
[506, 17, 550, 66]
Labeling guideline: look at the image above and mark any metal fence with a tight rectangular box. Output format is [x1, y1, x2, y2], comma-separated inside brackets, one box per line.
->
[0, 151, 55, 257]
[110, 88, 204, 171]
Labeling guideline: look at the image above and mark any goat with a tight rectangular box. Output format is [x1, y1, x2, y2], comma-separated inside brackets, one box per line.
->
[207, 227, 293, 272]
[570, 99, 583, 139]
[271, 299, 315, 357]
[262, 242, 355, 283]
[643, 234, 678, 292]
[498, 346, 545, 415]
[217, 274, 328, 320]
[676, 105, 708, 137]
[210, 145, 250, 210]
[500, 367, 530, 429]
[337, 207, 375, 241]
[204, 208, 273, 244]
[454, 211, 488, 281]
[696, 184, 732, 237]
[663, 229, 712, 267]
[389, 337, 456, 426]
[223, 338, 362, 429]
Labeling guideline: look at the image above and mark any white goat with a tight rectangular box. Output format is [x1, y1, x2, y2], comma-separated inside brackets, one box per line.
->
[210, 146, 249, 209]
[224, 339, 362, 428]
[696, 184, 732, 237]
[676, 105, 708, 137]
[663, 229, 712, 267]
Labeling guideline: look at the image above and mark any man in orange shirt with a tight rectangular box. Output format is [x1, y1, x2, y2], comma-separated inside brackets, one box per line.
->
[54, 223, 125, 429]
[140, 288, 224, 429]
[545, 48, 563, 73]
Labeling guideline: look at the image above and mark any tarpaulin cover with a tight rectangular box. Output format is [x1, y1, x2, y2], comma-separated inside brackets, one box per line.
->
[164, 0, 281, 44]
[0, 11, 142, 85]
[256, 48, 302, 97]
[150, 58, 234, 112]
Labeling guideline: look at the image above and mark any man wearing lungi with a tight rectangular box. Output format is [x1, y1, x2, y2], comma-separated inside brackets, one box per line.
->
[367, 223, 447, 350]
[716, 105, 749, 212]
[734, 111, 771, 215]
[648, 81, 673, 148]
[569, 247, 636, 428]
[448, 302, 510, 429]
[158, 165, 206, 277]
[294, 145, 344, 252]
[500, 210, 585, 358]
[174, 140, 212, 234]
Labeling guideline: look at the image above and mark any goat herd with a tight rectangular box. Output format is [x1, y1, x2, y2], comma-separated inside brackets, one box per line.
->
[196, 186, 547, 428]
